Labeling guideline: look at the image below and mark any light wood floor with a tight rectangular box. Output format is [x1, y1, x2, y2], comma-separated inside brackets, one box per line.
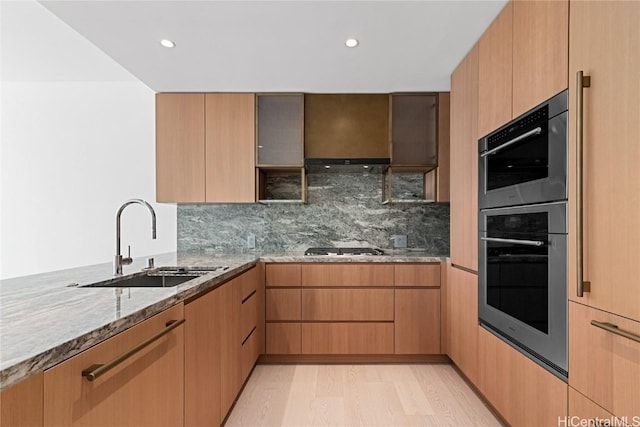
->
[225, 364, 503, 427]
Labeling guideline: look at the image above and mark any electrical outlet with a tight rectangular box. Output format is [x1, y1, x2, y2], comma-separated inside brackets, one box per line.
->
[392, 234, 407, 248]
[247, 234, 256, 249]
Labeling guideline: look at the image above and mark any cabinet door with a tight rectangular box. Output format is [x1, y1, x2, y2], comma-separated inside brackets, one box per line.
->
[257, 94, 304, 166]
[391, 94, 437, 167]
[568, 1, 640, 321]
[450, 44, 479, 272]
[447, 266, 478, 384]
[0, 373, 43, 427]
[478, 2, 512, 138]
[205, 93, 256, 202]
[185, 289, 221, 427]
[568, 387, 616, 425]
[394, 289, 440, 354]
[43, 305, 184, 427]
[156, 93, 205, 202]
[512, 0, 568, 117]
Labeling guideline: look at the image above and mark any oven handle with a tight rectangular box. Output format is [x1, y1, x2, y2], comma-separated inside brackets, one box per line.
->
[481, 236, 546, 247]
[480, 127, 543, 158]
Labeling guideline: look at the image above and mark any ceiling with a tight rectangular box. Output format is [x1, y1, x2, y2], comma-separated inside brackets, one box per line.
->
[34, 0, 507, 93]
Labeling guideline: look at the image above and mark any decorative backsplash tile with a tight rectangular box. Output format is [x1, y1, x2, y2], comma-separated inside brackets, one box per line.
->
[178, 172, 449, 254]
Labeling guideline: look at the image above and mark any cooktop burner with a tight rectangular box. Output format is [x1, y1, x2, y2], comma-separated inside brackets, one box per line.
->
[304, 247, 385, 256]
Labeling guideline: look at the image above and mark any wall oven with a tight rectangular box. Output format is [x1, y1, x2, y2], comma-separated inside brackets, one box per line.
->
[479, 201, 568, 379]
[479, 90, 568, 209]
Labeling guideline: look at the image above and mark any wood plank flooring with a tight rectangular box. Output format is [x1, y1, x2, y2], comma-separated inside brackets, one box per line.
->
[226, 364, 502, 426]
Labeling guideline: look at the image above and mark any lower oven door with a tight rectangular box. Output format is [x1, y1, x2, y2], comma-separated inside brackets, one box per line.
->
[479, 202, 567, 379]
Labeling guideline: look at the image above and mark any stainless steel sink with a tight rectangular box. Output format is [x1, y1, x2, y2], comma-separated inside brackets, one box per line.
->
[80, 266, 229, 288]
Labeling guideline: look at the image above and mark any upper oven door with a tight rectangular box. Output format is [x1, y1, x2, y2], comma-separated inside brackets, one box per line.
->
[479, 90, 568, 209]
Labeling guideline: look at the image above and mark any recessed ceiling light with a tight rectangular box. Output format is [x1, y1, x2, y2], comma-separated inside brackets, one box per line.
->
[160, 39, 175, 48]
[345, 38, 359, 48]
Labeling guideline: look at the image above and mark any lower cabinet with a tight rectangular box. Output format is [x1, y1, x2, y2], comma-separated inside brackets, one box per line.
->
[43, 304, 185, 427]
[301, 323, 394, 354]
[568, 387, 616, 426]
[477, 327, 567, 427]
[395, 288, 440, 354]
[0, 372, 43, 427]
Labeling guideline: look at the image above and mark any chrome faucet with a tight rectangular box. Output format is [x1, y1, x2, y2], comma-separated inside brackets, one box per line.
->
[114, 199, 157, 276]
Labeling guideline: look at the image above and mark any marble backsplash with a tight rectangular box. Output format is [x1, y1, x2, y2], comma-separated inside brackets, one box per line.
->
[177, 172, 449, 254]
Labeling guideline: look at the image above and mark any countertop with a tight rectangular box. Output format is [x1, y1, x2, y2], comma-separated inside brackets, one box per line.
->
[0, 250, 446, 390]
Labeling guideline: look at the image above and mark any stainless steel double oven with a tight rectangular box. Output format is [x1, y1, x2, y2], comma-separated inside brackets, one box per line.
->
[478, 90, 569, 380]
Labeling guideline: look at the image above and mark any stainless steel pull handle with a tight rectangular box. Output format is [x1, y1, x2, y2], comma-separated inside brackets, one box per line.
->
[591, 320, 640, 344]
[480, 127, 543, 158]
[82, 319, 185, 381]
[481, 236, 546, 247]
[577, 70, 591, 297]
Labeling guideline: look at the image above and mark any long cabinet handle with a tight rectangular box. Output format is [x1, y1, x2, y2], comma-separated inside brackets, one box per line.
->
[480, 236, 546, 247]
[576, 71, 592, 297]
[480, 127, 543, 158]
[82, 318, 185, 381]
[591, 320, 640, 344]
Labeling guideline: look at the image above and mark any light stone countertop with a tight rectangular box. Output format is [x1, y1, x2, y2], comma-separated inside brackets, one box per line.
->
[0, 250, 447, 390]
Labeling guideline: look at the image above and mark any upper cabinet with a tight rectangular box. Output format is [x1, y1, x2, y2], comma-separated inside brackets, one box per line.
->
[256, 94, 304, 167]
[391, 94, 437, 168]
[478, 0, 568, 138]
[156, 93, 256, 203]
[568, 0, 640, 321]
[450, 44, 479, 272]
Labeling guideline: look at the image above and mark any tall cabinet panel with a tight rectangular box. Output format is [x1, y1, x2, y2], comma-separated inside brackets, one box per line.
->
[450, 45, 479, 272]
[512, 0, 568, 117]
[205, 93, 256, 203]
[477, 2, 512, 138]
[568, 1, 640, 321]
[447, 265, 478, 384]
[156, 94, 205, 202]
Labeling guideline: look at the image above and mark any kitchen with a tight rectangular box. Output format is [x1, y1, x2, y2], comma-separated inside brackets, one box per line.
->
[1, 1, 639, 426]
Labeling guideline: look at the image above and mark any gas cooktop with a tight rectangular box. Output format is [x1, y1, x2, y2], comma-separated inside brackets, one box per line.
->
[304, 247, 385, 256]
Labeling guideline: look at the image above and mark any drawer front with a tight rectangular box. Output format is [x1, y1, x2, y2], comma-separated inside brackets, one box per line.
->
[266, 264, 301, 287]
[266, 288, 301, 321]
[241, 292, 258, 341]
[266, 323, 301, 354]
[394, 289, 441, 354]
[239, 266, 259, 301]
[301, 289, 394, 321]
[241, 328, 259, 381]
[301, 264, 394, 287]
[569, 302, 640, 417]
[394, 263, 441, 287]
[301, 323, 394, 354]
[568, 387, 617, 426]
[44, 304, 184, 427]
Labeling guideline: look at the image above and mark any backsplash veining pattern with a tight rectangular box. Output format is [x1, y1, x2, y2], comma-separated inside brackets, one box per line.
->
[178, 173, 449, 254]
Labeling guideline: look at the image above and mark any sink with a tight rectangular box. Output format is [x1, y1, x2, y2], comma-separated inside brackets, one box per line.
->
[80, 266, 229, 288]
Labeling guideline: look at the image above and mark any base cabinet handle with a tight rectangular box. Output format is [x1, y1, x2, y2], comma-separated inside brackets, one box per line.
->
[591, 320, 640, 343]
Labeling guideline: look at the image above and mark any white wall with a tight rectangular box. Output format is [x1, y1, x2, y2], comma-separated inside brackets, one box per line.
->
[0, 2, 176, 279]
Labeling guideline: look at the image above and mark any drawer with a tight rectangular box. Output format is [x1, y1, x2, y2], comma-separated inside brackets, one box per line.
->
[241, 292, 257, 342]
[301, 323, 394, 354]
[266, 289, 301, 321]
[394, 263, 441, 287]
[569, 302, 640, 418]
[266, 264, 301, 287]
[266, 323, 301, 354]
[301, 264, 394, 287]
[241, 328, 259, 381]
[568, 387, 616, 425]
[239, 266, 259, 301]
[394, 289, 440, 354]
[301, 289, 393, 321]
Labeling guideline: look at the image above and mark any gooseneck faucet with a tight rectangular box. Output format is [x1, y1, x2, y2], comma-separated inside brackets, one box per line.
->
[114, 199, 157, 276]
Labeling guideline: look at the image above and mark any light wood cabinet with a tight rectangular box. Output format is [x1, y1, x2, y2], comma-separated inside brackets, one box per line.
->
[394, 263, 440, 287]
[185, 288, 221, 427]
[447, 265, 478, 384]
[512, 0, 568, 117]
[266, 288, 301, 321]
[477, 327, 567, 427]
[265, 264, 301, 287]
[301, 323, 394, 355]
[478, 2, 512, 138]
[301, 264, 394, 287]
[568, 0, 640, 322]
[155, 93, 256, 203]
[450, 44, 479, 272]
[266, 323, 301, 354]
[394, 289, 440, 354]
[43, 304, 184, 427]
[568, 387, 616, 426]
[302, 289, 394, 321]
[0, 373, 43, 427]
[265, 263, 301, 355]
[156, 93, 206, 203]
[569, 302, 640, 418]
[220, 276, 241, 418]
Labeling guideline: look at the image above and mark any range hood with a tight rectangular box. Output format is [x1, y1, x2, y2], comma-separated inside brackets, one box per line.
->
[304, 94, 390, 173]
